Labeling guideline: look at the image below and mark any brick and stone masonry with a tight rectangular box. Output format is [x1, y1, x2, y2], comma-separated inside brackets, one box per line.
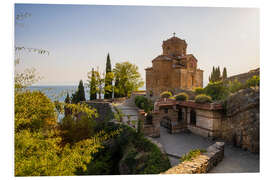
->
[145, 35, 203, 100]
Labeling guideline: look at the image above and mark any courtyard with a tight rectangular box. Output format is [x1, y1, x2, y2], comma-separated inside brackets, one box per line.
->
[155, 126, 259, 173]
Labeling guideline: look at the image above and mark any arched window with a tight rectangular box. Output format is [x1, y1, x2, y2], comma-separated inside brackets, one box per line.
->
[190, 109, 196, 126]
[178, 109, 182, 122]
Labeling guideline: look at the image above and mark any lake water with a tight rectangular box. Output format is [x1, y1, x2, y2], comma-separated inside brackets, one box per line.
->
[28, 85, 88, 102]
[29, 85, 146, 102]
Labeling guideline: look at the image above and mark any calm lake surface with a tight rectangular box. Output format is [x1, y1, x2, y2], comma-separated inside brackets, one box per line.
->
[28, 85, 88, 102]
[29, 85, 146, 102]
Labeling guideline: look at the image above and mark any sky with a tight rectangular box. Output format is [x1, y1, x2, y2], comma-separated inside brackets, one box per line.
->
[14, 4, 259, 87]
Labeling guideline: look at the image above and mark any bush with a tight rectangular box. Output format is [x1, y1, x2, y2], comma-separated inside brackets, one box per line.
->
[194, 87, 204, 95]
[228, 79, 243, 93]
[175, 92, 188, 101]
[204, 81, 229, 101]
[90, 123, 171, 175]
[195, 94, 212, 103]
[246, 75, 259, 88]
[180, 149, 206, 162]
[160, 91, 173, 98]
[135, 96, 147, 109]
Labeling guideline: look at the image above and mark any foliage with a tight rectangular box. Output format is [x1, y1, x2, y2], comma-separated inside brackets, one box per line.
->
[113, 62, 144, 97]
[113, 106, 124, 122]
[78, 123, 170, 175]
[87, 68, 107, 99]
[194, 87, 205, 95]
[15, 128, 121, 176]
[175, 92, 188, 101]
[209, 66, 221, 83]
[114, 76, 121, 98]
[15, 91, 57, 132]
[160, 91, 173, 98]
[134, 96, 147, 109]
[246, 75, 259, 88]
[71, 80, 86, 104]
[209, 66, 228, 82]
[204, 81, 229, 101]
[228, 79, 243, 93]
[64, 93, 70, 103]
[60, 114, 97, 144]
[195, 94, 212, 103]
[110, 124, 171, 174]
[14, 75, 122, 176]
[15, 68, 41, 91]
[134, 96, 153, 113]
[104, 53, 113, 99]
[88, 68, 97, 100]
[180, 149, 206, 162]
[222, 67, 227, 80]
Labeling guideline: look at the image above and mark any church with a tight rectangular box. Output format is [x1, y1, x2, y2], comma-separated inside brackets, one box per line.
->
[145, 34, 203, 98]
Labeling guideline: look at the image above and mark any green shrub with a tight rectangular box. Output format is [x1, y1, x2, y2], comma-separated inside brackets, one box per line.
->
[175, 92, 188, 101]
[134, 96, 153, 113]
[160, 91, 173, 98]
[194, 87, 204, 95]
[246, 75, 259, 88]
[228, 79, 243, 93]
[204, 81, 229, 101]
[134, 96, 147, 109]
[180, 149, 206, 162]
[195, 94, 212, 103]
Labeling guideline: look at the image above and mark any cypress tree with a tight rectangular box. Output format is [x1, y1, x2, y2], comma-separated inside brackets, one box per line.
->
[90, 68, 97, 100]
[77, 80, 86, 102]
[222, 67, 227, 80]
[104, 53, 113, 99]
[209, 66, 222, 83]
[217, 66, 221, 81]
[64, 92, 70, 104]
[64, 92, 71, 116]
[106, 53, 112, 73]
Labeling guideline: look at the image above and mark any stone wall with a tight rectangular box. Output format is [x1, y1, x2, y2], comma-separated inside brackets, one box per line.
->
[162, 142, 224, 174]
[225, 68, 259, 84]
[220, 87, 259, 153]
[85, 101, 114, 122]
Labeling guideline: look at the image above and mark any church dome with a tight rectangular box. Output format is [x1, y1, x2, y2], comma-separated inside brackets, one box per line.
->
[162, 34, 187, 57]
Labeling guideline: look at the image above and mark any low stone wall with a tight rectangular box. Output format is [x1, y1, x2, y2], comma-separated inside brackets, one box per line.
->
[162, 142, 224, 174]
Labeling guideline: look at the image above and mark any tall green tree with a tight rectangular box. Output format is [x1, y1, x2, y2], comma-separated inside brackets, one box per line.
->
[209, 66, 222, 83]
[222, 67, 227, 80]
[64, 92, 70, 104]
[64, 93, 71, 116]
[71, 80, 86, 104]
[113, 62, 144, 97]
[104, 53, 113, 99]
[77, 80, 86, 102]
[88, 68, 97, 100]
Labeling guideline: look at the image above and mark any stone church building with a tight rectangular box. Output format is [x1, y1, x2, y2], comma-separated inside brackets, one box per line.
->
[145, 34, 203, 99]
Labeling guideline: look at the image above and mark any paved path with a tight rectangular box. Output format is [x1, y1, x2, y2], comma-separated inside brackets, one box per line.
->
[112, 98, 139, 129]
[155, 126, 260, 173]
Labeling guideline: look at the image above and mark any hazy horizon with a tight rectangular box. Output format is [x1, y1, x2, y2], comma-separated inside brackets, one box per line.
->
[15, 4, 259, 87]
